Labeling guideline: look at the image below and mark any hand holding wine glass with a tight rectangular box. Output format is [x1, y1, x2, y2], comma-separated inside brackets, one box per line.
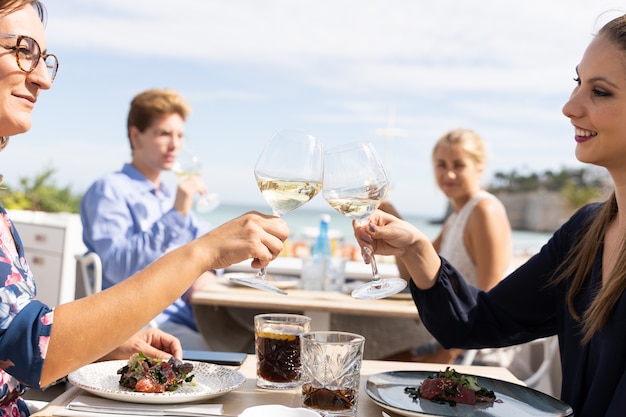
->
[171, 148, 221, 213]
[229, 129, 323, 294]
[322, 142, 407, 299]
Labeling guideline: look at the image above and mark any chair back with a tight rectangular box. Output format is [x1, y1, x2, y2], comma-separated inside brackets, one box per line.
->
[522, 336, 559, 389]
[74, 252, 160, 329]
[75, 252, 102, 297]
[461, 336, 559, 391]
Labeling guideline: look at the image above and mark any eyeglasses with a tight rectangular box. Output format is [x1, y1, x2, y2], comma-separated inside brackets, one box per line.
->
[0, 32, 58, 82]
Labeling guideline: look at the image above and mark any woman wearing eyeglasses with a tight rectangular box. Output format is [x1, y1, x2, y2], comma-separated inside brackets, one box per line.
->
[0, 1, 288, 415]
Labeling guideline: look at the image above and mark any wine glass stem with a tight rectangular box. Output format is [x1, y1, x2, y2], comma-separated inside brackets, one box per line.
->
[363, 247, 383, 289]
[255, 211, 282, 280]
[256, 267, 267, 279]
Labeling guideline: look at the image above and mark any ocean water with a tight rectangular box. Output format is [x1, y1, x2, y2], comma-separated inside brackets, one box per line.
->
[201, 203, 553, 259]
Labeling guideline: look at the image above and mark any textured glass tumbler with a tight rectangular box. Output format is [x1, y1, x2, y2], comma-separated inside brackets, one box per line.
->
[300, 331, 365, 416]
[254, 313, 312, 389]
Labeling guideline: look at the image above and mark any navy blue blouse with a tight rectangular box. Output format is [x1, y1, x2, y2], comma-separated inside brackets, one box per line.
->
[411, 202, 626, 417]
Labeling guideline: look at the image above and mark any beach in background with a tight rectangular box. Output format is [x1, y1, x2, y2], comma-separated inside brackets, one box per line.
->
[202, 203, 553, 265]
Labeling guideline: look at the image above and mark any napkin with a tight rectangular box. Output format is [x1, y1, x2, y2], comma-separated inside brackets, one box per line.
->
[53, 394, 224, 417]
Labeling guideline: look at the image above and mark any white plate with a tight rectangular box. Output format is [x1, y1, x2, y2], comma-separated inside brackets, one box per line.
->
[366, 370, 573, 417]
[220, 272, 300, 289]
[67, 360, 245, 404]
[239, 404, 320, 416]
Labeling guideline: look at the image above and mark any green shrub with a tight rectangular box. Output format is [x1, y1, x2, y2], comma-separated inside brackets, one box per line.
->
[0, 168, 82, 213]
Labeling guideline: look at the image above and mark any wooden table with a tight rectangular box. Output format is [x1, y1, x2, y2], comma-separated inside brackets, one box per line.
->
[192, 276, 418, 328]
[224, 256, 402, 281]
[32, 356, 524, 417]
[191, 276, 426, 359]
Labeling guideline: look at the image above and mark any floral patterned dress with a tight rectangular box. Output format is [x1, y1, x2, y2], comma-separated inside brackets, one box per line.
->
[0, 205, 54, 416]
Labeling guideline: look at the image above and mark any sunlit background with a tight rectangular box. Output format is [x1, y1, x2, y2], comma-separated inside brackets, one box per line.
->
[4, 0, 624, 217]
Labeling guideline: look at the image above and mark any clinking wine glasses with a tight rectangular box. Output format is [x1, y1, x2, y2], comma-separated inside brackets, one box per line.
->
[322, 142, 407, 299]
[229, 129, 324, 294]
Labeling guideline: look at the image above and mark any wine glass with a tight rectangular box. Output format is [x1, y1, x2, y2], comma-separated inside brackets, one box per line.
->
[322, 142, 407, 299]
[171, 148, 221, 213]
[229, 129, 324, 294]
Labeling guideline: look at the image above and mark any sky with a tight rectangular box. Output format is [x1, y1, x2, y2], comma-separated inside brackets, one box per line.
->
[2, 0, 625, 217]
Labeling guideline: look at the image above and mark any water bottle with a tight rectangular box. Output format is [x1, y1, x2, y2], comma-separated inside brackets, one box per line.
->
[312, 214, 332, 259]
[302, 214, 332, 290]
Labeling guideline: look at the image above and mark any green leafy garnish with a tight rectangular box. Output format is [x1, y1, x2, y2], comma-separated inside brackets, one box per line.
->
[435, 367, 481, 391]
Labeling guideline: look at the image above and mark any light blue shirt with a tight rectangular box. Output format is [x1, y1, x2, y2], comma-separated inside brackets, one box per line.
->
[80, 163, 211, 330]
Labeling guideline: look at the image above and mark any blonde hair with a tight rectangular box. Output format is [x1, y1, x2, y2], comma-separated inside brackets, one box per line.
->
[431, 128, 487, 169]
[0, 0, 45, 19]
[126, 89, 191, 149]
[0, 0, 47, 152]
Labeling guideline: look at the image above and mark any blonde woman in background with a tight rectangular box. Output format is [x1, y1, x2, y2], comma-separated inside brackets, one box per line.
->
[381, 128, 527, 376]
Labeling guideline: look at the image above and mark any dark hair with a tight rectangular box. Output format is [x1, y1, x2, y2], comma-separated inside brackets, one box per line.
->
[551, 14, 626, 344]
[598, 13, 626, 49]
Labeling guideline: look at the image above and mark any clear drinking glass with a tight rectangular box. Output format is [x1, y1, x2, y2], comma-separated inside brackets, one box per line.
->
[300, 331, 365, 416]
[322, 142, 407, 299]
[229, 129, 323, 294]
[171, 148, 221, 213]
[254, 313, 312, 390]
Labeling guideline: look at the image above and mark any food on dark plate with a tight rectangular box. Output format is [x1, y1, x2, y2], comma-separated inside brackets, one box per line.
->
[404, 367, 497, 406]
[117, 353, 195, 393]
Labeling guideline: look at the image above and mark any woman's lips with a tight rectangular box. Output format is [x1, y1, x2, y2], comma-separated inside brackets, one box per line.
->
[574, 127, 597, 143]
[13, 93, 35, 109]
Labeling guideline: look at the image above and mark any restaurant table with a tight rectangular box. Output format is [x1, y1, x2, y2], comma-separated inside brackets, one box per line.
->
[32, 355, 524, 417]
[191, 275, 429, 359]
[192, 275, 419, 327]
[224, 256, 402, 282]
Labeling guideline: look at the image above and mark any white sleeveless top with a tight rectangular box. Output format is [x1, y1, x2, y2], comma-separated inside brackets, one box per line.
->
[438, 191, 529, 376]
[439, 191, 505, 284]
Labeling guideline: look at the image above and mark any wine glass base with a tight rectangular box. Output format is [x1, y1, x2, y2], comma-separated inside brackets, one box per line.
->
[351, 278, 407, 300]
[194, 193, 221, 213]
[229, 276, 288, 295]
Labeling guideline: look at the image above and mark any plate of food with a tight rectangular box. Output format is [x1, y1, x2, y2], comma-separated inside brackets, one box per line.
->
[68, 353, 245, 404]
[220, 272, 300, 289]
[366, 368, 573, 416]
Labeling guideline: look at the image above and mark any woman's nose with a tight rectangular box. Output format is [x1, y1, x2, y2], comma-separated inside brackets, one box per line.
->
[562, 90, 582, 120]
[27, 57, 53, 90]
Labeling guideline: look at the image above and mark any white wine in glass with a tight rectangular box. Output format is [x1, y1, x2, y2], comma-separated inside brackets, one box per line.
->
[323, 142, 407, 299]
[171, 148, 221, 213]
[229, 129, 323, 294]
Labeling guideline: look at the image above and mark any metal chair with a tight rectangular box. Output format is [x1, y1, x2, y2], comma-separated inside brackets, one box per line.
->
[75, 252, 102, 297]
[75, 252, 158, 328]
[461, 336, 559, 390]
[521, 336, 559, 389]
